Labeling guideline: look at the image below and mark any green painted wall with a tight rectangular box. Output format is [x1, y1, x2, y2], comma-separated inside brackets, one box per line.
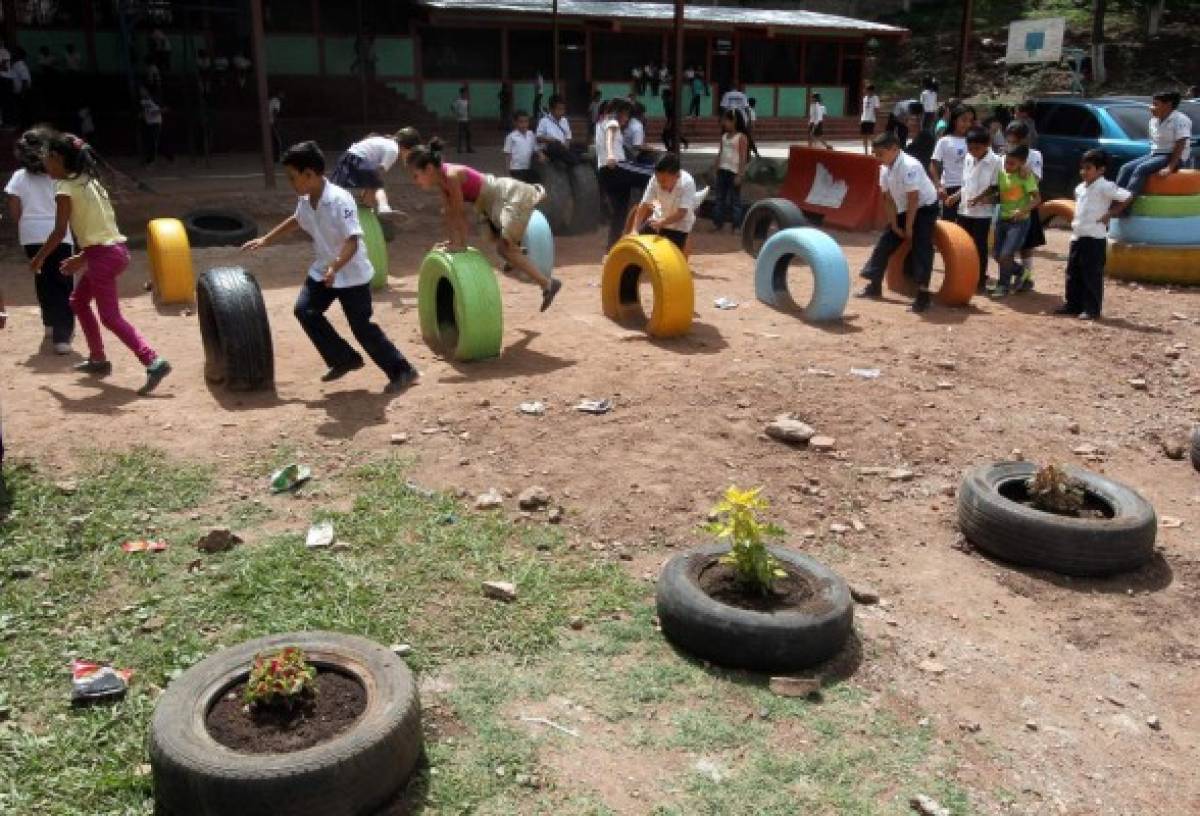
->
[745, 85, 776, 118]
[15, 29, 87, 63]
[266, 36, 320, 76]
[376, 38, 414, 76]
[323, 37, 357, 76]
[777, 86, 808, 118]
[467, 81, 501, 117]
[811, 86, 845, 117]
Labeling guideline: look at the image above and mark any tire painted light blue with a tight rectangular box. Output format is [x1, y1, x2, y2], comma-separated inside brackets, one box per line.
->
[754, 227, 849, 321]
[1110, 214, 1200, 247]
[522, 210, 555, 282]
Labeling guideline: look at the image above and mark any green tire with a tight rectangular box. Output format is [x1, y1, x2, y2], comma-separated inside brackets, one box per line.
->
[359, 207, 389, 289]
[1131, 193, 1200, 218]
[417, 248, 503, 361]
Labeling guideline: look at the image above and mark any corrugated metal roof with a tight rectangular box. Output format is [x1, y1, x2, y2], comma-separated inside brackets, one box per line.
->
[418, 0, 907, 36]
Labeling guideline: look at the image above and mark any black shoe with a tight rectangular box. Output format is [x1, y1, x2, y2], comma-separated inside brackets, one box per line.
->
[1053, 305, 1081, 316]
[857, 283, 883, 298]
[384, 368, 420, 394]
[321, 358, 365, 382]
[540, 278, 562, 312]
[137, 358, 172, 396]
[74, 358, 113, 376]
[910, 290, 931, 313]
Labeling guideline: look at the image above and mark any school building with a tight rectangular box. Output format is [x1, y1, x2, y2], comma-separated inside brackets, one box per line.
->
[3, 0, 907, 154]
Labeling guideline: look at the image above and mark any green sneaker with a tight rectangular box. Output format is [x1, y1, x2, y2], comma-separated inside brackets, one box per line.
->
[138, 358, 172, 396]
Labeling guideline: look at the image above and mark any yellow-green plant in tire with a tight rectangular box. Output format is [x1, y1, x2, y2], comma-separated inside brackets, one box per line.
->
[417, 247, 503, 361]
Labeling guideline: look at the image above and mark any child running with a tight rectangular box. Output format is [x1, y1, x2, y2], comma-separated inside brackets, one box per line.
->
[1005, 121, 1045, 291]
[1057, 149, 1131, 320]
[243, 141, 419, 393]
[990, 145, 1041, 298]
[858, 132, 940, 313]
[329, 128, 421, 214]
[949, 127, 1001, 292]
[7, 127, 75, 354]
[627, 153, 698, 255]
[407, 137, 562, 311]
[30, 133, 170, 394]
[1116, 91, 1192, 199]
[808, 92, 833, 149]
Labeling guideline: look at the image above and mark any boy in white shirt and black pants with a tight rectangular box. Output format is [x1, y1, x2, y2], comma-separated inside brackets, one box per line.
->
[452, 85, 472, 153]
[243, 142, 418, 393]
[504, 110, 538, 184]
[536, 95, 574, 164]
[860, 84, 881, 155]
[627, 153, 697, 253]
[1058, 149, 1132, 320]
[808, 93, 833, 150]
[949, 127, 1001, 292]
[858, 132, 941, 313]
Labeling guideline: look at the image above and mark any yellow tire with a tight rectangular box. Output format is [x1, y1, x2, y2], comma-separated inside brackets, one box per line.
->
[147, 218, 196, 305]
[1105, 243, 1200, 286]
[601, 234, 693, 337]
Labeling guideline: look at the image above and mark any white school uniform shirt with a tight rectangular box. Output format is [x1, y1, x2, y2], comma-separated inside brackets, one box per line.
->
[809, 102, 825, 125]
[720, 90, 748, 113]
[294, 181, 373, 289]
[959, 150, 1001, 219]
[718, 132, 744, 173]
[452, 97, 469, 122]
[641, 169, 698, 234]
[536, 114, 571, 145]
[595, 119, 625, 168]
[1150, 110, 1192, 162]
[268, 96, 281, 124]
[5, 169, 73, 246]
[880, 151, 939, 213]
[140, 96, 163, 125]
[348, 136, 399, 172]
[920, 88, 937, 114]
[504, 129, 537, 170]
[1071, 178, 1131, 240]
[931, 134, 968, 187]
[861, 94, 880, 123]
[623, 117, 645, 151]
[1026, 147, 1044, 181]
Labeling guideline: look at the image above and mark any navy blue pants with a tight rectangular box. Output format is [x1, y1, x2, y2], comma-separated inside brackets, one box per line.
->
[25, 243, 75, 343]
[861, 204, 939, 288]
[294, 278, 414, 380]
[1063, 237, 1106, 316]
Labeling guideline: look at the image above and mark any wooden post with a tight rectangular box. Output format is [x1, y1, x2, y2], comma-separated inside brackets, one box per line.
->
[249, 0, 275, 188]
[673, 0, 684, 145]
[552, 0, 560, 91]
[954, 0, 973, 98]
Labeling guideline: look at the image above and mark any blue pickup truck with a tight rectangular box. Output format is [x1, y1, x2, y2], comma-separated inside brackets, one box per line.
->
[1032, 96, 1200, 198]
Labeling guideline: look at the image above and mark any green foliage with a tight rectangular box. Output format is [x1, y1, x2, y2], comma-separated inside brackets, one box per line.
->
[704, 486, 786, 594]
[1026, 463, 1086, 516]
[244, 647, 318, 710]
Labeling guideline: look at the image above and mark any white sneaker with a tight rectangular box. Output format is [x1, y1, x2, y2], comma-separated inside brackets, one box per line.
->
[54, 342, 72, 355]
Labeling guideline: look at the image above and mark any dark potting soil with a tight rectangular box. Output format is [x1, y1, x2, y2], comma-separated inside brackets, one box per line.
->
[206, 670, 366, 754]
[696, 559, 821, 614]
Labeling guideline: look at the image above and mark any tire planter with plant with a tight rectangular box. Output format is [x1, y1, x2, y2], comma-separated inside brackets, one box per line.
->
[196, 267, 274, 391]
[956, 462, 1157, 577]
[740, 197, 809, 258]
[183, 209, 258, 248]
[149, 631, 421, 816]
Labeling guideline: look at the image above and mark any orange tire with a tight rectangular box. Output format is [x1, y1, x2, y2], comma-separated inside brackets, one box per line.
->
[1039, 199, 1075, 228]
[1144, 169, 1200, 196]
[885, 220, 978, 306]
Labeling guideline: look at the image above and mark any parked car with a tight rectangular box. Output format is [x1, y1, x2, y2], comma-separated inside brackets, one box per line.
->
[1032, 96, 1200, 198]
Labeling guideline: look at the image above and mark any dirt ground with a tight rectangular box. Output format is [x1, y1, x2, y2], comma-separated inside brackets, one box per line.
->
[2, 153, 1199, 815]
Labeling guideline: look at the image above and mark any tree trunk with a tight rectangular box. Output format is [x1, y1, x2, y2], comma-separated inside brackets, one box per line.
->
[1148, 0, 1166, 38]
[1091, 0, 1107, 85]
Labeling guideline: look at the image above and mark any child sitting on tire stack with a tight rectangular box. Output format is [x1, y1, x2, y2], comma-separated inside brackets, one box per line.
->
[536, 95, 575, 165]
[242, 141, 420, 394]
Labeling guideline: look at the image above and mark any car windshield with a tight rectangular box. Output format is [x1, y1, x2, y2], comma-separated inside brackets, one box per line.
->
[1105, 102, 1200, 141]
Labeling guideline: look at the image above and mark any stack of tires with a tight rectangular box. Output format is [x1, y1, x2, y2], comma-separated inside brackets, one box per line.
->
[532, 160, 602, 236]
[1108, 169, 1200, 285]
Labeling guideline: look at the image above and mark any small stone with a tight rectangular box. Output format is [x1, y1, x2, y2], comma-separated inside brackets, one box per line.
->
[850, 585, 880, 605]
[910, 794, 950, 816]
[809, 435, 836, 452]
[1147, 715, 1161, 731]
[1025, 720, 1038, 731]
[886, 468, 915, 482]
[547, 506, 565, 524]
[1160, 516, 1184, 529]
[389, 433, 409, 445]
[1072, 444, 1100, 456]
[935, 381, 954, 390]
[55, 479, 78, 495]
[196, 528, 243, 554]
[936, 360, 956, 371]
[829, 522, 850, 534]
[1161, 439, 1186, 460]
[475, 489, 504, 510]
[390, 643, 413, 657]
[518, 401, 546, 416]
[918, 660, 946, 675]
[765, 415, 816, 445]
[1128, 378, 1148, 391]
[568, 616, 585, 631]
[1067, 421, 1081, 434]
[850, 518, 867, 532]
[517, 486, 551, 511]
[768, 676, 821, 698]
[304, 521, 335, 550]
[482, 580, 517, 602]
[958, 721, 982, 733]
[8, 566, 34, 580]
[1164, 348, 1182, 360]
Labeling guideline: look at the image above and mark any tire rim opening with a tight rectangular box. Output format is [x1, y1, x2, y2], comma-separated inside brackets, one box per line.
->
[618, 263, 652, 325]
[749, 214, 780, 255]
[192, 215, 245, 233]
[997, 477, 1116, 520]
[435, 277, 460, 349]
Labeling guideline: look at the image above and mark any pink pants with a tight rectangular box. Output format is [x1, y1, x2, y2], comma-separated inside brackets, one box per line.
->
[70, 243, 157, 366]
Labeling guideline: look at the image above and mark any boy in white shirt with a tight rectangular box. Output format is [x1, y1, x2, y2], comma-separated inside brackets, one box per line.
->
[1058, 149, 1132, 320]
[808, 93, 833, 150]
[330, 129, 418, 214]
[948, 127, 1001, 292]
[243, 141, 418, 393]
[504, 110, 538, 184]
[920, 80, 938, 133]
[536, 95, 573, 163]
[858, 132, 940, 313]
[1116, 90, 1192, 198]
[860, 83, 881, 154]
[627, 153, 697, 254]
[451, 85, 472, 153]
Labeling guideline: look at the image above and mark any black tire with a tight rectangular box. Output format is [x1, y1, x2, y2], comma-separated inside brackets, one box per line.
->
[655, 544, 853, 672]
[196, 267, 275, 391]
[741, 198, 809, 258]
[183, 209, 258, 248]
[566, 162, 601, 235]
[1191, 426, 1200, 472]
[957, 462, 1157, 577]
[149, 631, 422, 816]
[532, 162, 574, 235]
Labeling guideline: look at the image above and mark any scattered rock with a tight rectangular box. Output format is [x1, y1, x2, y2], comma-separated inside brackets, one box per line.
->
[518, 401, 546, 416]
[1160, 516, 1184, 529]
[809, 436, 836, 452]
[886, 468, 915, 482]
[1067, 421, 1081, 435]
[693, 758, 726, 783]
[1025, 720, 1039, 731]
[850, 584, 880, 605]
[936, 360, 956, 371]
[1072, 444, 1101, 456]
[568, 616, 585, 631]
[1128, 378, 1148, 391]
[1161, 438, 1186, 460]
[389, 433, 409, 445]
[518, 486, 551, 511]
[548, 506, 565, 524]
[55, 479, 78, 495]
[475, 489, 504, 510]
[1147, 715, 1162, 731]
[768, 676, 821, 698]
[910, 794, 950, 816]
[765, 415, 816, 445]
[958, 721, 982, 733]
[139, 616, 166, 634]
[8, 566, 34, 580]
[196, 528, 243, 554]
[918, 660, 946, 675]
[482, 580, 517, 602]
[390, 643, 413, 657]
[305, 521, 335, 550]
[829, 522, 850, 534]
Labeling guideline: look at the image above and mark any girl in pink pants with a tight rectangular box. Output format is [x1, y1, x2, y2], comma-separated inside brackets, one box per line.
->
[31, 133, 170, 395]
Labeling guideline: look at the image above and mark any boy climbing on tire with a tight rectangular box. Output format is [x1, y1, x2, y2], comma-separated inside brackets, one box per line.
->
[242, 141, 419, 394]
[328, 128, 421, 215]
[627, 153, 700, 256]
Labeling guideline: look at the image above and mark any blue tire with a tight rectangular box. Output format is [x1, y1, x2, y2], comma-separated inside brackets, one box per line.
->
[522, 210, 555, 282]
[754, 227, 850, 322]
[1111, 214, 1200, 246]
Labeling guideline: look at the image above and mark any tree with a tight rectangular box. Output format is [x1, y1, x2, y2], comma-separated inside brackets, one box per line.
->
[1092, 0, 1107, 85]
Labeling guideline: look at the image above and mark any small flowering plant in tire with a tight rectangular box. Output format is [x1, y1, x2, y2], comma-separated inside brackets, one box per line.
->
[243, 647, 317, 711]
[655, 485, 854, 672]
